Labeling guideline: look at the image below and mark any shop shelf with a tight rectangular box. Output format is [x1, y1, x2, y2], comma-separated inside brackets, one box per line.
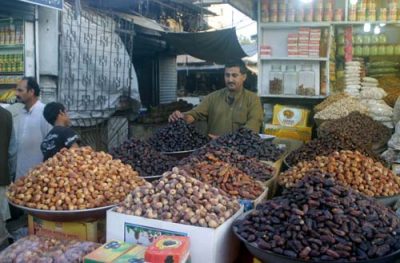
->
[0, 72, 24, 75]
[0, 44, 24, 49]
[261, 94, 327, 99]
[261, 57, 328, 62]
[260, 22, 331, 29]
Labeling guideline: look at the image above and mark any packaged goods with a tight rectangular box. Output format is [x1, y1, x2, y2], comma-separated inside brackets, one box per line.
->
[180, 160, 264, 200]
[0, 235, 100, 263]
[235, 173, 400, 261]
[179, 144, 275, 181]
[360, 88, 387, 100]
[83, 240, 134, 263]
[7, 147, 147, 210]
[318, 112, 392, 150]
[314, 92, 350, 112]
[113, 245, 147, 263]
[264, 124, 312, 142]
[115, 167, 240, 228]
[110, 138, 177, 178]
[148, 119, 208, 152]
[314, 97, 368, 120]
[285, 132, 384, 167]
[280, 150, 400, 197]
[272, 104, 310, 128]
[145, 236, 190, 263]
[211, 127, 284, 162]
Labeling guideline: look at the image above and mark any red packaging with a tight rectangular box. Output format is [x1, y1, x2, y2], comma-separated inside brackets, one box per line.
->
[145, 236, 190, 263]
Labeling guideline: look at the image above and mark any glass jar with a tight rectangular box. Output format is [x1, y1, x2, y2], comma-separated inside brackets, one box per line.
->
[371, 34, 380, 45]
[378, 45, 386, 56]
[378, 34, 387, 44]
[283, 65, 298, 95]
[362, 45, 370, 56]
[354, 45, 363, 56]
[363, 34, 371, 45]
[395, 44, 400, 55]
[297, 64, 315, 96]
[354, 34, 363, 45]
[370, 45, 378, 56]
[269, 65, 283, 94]
[386, 45, 394, 55]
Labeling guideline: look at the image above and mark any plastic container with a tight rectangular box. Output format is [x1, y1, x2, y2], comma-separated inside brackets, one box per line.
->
[269, 65, 283, 94]
[297, 64, 315, 95]
[283, 65, 298, 95]
[386, 45, 394, 56]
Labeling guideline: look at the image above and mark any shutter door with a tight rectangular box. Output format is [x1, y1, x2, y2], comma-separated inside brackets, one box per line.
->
[159, 55, 177, 104]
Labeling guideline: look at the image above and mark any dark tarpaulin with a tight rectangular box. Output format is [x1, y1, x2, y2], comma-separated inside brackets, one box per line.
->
[165, 28, 248, 64]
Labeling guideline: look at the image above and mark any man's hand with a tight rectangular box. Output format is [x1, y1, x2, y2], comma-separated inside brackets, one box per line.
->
[168, 110, 184, 122]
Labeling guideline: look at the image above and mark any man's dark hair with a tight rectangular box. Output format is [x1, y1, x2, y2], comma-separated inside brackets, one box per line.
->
[225, 60, 247, 74]
[22, 76, 40, 96]
[43, 102, 65, 125]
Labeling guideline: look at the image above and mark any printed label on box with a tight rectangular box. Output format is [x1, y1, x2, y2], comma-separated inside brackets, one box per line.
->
[125, 223, 187, 246]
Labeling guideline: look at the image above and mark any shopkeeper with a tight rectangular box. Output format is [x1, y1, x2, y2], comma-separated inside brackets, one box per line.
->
[169, 60, 263, 136]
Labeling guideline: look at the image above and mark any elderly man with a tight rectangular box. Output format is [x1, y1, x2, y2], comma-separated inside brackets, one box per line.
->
[169, 60, 263, 136]
[14, 77, 52, 179]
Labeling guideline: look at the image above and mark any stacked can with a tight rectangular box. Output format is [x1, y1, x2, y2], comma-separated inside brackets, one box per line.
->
[287, 0, 295, 23]
[323, 0, 333, 21]
[334, 9, 344, 21]
[314, 0, 323, 22]
[388, 0, 398, 21]
[270, 0, 278, 22]
[261, 0, 269, 22]
[296, 6, 304, 22]
[278, 1, 286, 22]
[304, 3, 313, 22]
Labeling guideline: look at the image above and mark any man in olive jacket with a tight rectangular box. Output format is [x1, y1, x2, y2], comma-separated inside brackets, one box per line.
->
[0, 105, 14, 245]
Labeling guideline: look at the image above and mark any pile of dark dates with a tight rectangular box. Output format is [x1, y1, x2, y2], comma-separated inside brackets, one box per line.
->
[111, 138, 177, 177]
[234, 170, 400, 262]
[211, 127, 284, 162]
[148, 119, 208, 152]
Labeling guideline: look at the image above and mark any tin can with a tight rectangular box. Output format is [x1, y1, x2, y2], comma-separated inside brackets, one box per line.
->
[378, 8, 387, 21]
[314, 8, 323, 22]
[367, 9, 376, 21]
[270, 8, 278, 22]
[304, 7, 314, 22]
[278, 9, 286, 22]
[323, 8, 333, 21]
[334, 8, 344, 21]
[357, 7, 366, 21]
[295, 7, 304, 22]
[261, 0, 269, 22]
[314, 0, 323, 9]
[287, 8, 295, 22]
[349, 7, 357, 21]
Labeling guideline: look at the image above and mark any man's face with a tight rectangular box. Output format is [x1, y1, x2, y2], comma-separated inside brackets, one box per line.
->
[59, 110, 72, 127]
[16, 80, 34, 104]
[224, 66, 246, 92]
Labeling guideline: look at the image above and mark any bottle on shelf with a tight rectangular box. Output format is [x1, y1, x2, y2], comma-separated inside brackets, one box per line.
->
[269, 64, 283, 95]
[297, 64, 315, 96]
[283, 65, 298, 95]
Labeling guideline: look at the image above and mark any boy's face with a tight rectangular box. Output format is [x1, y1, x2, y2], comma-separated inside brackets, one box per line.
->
[59, 110, 72, 127]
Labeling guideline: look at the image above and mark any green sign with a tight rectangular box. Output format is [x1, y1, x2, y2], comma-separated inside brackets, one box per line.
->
[18, 0, 63, 10]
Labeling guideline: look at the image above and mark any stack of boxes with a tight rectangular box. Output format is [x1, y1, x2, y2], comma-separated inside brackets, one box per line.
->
[260, 45, 272, 58]
[287, 28, 321, 58]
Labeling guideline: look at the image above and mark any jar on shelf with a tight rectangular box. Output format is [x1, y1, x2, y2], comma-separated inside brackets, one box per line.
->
[283, 65, 298, 95]
[362, 45, 370, 56]
[363, 35, 371, 45]
[367, 8, 376, 21]
[371, 34, 380, 45]
[378, 45, 386, 56]
[295, 7, 305, 22]
[370, 45, 378, 56]
[297, 64, 315, 96]
[357, 7, 366, 21]
[378, 8, 387, 21]
[386, 45, 394, 56]
[378, 34, 387, 44]
[395, 44, 400, 56]
[354, 45, 363, 56]
[354, 34, 363, 45]
[269, 64, 283, 94]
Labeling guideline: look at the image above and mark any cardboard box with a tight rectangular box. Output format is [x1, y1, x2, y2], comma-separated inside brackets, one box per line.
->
[107, 208, 244, 263]
[84, 241, 135, 263]
[265, 124, 312, 142]
[28, 215, 105, 242]
[272, 104, 310, 128]
[114, 245, 147, 263]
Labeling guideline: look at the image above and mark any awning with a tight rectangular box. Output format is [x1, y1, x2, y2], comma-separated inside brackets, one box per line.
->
[165, 28, 248, 64]
[18, 0, 63, 10]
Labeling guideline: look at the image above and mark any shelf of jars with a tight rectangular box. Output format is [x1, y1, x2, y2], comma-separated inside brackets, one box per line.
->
[260, 57, 329, 61]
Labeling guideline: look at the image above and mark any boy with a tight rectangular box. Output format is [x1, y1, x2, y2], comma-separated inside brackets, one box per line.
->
[41, 102, 79, 161]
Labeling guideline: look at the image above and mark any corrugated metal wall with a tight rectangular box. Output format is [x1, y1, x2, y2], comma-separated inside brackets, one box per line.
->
[158, 55, 177, 104]
[0, 0, 35, 21]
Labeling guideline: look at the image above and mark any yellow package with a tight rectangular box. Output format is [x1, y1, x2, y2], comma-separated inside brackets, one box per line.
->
[265, 124, 312, 142]
[272, 104, 310, 128]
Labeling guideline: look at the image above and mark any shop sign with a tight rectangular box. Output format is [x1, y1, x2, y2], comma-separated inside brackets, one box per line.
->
[18, 0, 64, 10]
